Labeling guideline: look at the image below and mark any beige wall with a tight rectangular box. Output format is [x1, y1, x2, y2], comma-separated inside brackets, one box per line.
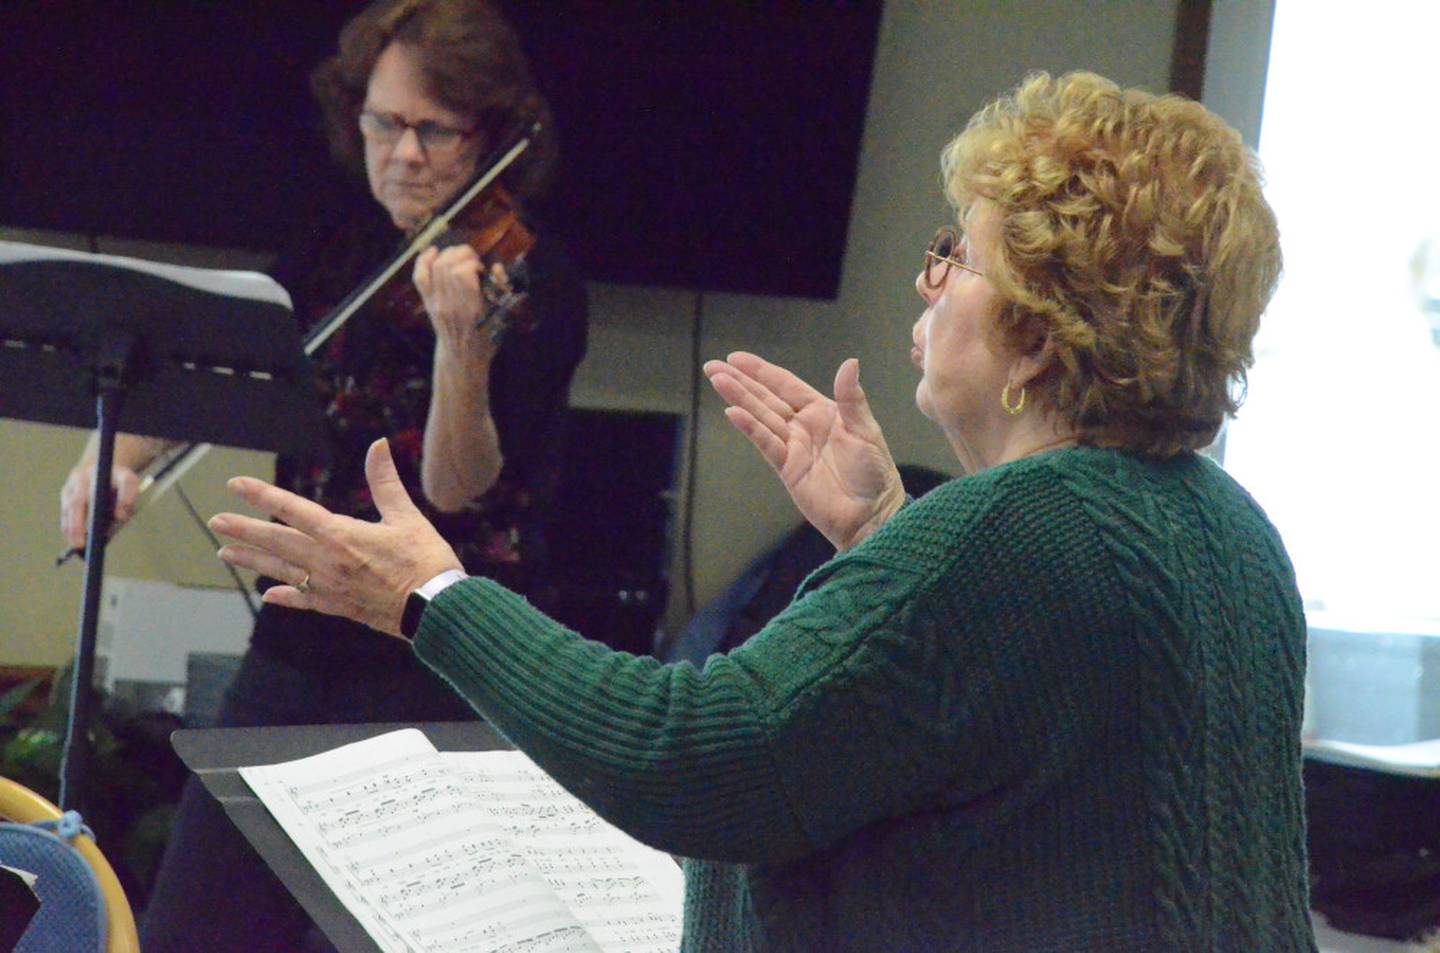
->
[1, 0, 1179, 666]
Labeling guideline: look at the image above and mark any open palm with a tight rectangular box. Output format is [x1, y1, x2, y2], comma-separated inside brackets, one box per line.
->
[705, 352, 905, 552]
[211, 439, 463, 637]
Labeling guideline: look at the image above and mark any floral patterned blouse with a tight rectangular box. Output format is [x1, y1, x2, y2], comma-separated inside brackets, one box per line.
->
[269, 203, 588, 601]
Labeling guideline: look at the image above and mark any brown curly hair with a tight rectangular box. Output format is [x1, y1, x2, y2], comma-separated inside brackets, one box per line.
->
[942, 71, 1282, 456]
[310, 0, 557, 200]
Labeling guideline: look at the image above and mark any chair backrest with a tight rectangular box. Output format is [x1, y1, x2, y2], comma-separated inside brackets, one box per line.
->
[0, 778, 139, 953]
[0, 819, 105, 952]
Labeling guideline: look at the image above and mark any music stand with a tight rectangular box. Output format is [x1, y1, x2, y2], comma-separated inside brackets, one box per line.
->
[0, 240, 329, 815]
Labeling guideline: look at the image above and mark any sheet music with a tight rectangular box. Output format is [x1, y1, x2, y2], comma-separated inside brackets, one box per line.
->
[445, 751, 684, 952]
[239, 730, 682, 953]
[0, 239, 292, 309]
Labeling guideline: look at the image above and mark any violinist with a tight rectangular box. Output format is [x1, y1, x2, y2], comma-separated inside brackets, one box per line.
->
[58, 2, 587, 949]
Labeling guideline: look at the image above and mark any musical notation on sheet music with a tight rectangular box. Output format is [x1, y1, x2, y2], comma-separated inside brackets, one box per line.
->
[239, 730, 683, 953]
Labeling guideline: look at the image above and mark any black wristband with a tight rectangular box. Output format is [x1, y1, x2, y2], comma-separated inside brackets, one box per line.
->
[400, 569, 468, 641]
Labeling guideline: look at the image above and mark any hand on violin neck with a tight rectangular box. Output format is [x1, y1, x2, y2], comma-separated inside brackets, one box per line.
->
[413, 244, 500, 367]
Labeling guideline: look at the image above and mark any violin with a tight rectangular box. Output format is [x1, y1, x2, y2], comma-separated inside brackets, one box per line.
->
[301, 121, 540, 356]
[57, 123, 542, 564]
[376, 181, 537, 344]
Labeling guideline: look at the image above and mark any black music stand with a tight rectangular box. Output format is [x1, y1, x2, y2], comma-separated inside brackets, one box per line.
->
[172, 722, 509, 953]
[0, 240, 329, 815]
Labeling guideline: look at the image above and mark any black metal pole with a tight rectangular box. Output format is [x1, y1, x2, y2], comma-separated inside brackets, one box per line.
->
[59, 331, 131, 812]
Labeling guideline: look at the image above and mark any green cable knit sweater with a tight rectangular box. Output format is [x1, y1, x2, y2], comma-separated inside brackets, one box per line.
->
[415, 447, 1318, 952]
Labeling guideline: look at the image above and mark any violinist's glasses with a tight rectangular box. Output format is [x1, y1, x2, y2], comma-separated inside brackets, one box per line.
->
[923, 226, 985, 289]
[359, 110, 479, 153]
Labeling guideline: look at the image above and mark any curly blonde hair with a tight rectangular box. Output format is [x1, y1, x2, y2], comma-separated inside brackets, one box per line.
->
[942, 71, 1281, 456]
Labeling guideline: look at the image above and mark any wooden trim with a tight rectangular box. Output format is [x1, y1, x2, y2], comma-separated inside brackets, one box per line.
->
[1170, 0, 1214, 99]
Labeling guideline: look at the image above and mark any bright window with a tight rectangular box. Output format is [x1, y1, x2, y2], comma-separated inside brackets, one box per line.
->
[1222, 0, 1440, 627]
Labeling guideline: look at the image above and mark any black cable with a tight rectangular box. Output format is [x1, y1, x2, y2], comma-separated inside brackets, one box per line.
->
[175, 484, 260, 620]
[681, 287, 704, 620]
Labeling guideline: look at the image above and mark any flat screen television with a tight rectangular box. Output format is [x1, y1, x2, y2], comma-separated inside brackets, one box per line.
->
[0, 3, 882, 299]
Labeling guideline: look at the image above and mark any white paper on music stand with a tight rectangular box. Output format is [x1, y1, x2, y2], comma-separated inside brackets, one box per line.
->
[0, 239, 291, 310]
[239, 728, 683, 953]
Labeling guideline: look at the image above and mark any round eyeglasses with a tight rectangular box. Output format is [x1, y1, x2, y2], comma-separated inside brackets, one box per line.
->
[923, 226, 985, 289]
[358, 110, 478, 154]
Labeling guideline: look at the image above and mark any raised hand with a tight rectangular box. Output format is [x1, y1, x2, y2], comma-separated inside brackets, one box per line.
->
[211, 439, 463, 638]
[704, 352, 905, 552]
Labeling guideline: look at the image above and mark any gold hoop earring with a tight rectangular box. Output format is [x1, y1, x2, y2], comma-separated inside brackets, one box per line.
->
[1001, 383, 1026, 416]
